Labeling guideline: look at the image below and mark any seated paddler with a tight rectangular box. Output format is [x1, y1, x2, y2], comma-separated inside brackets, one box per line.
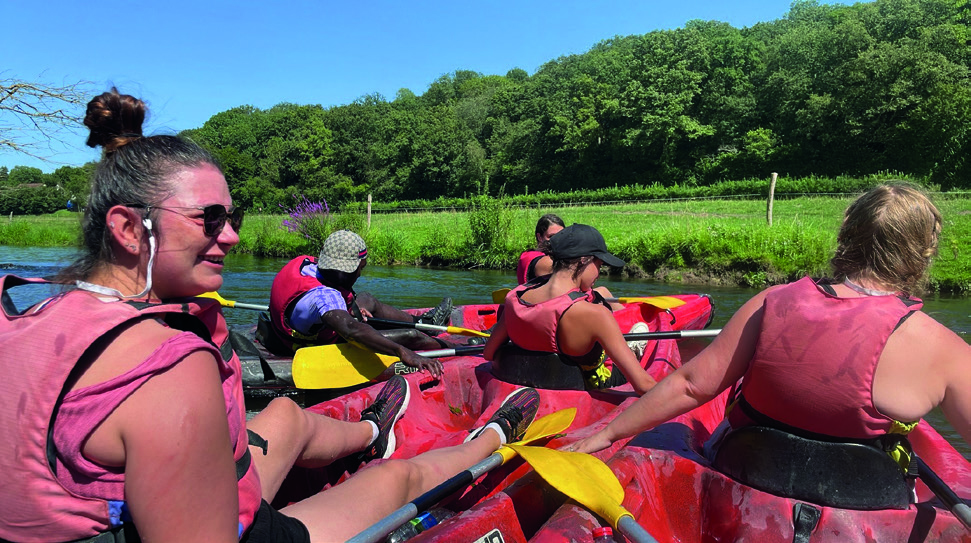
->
[569, 184, 971, 509]
[266, 229, 454, 377]
[484, 223, 658, 395]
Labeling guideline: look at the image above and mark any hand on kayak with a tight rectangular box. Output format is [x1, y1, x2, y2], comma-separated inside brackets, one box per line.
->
[562, 432, 612, 455]
[401, 350, 444, 378]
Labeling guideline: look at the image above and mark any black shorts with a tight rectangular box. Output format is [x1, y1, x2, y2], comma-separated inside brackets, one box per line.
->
[241, 500, 311, 543]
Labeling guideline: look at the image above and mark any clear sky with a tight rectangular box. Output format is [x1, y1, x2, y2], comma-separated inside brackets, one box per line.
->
[2, 0, 804, 172]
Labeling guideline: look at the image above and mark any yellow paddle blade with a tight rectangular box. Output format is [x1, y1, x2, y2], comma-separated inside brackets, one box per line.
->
[445, 326, 491, 338]
[496, 407, 577, 462]
[506, 445, 634, 529]
[616, 296, 685, 310]
[492, 288, 511, 304]
[199, 291, 233, 307]
[292, 343, 398, 389]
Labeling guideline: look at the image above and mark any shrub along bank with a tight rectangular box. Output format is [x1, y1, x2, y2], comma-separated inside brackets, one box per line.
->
[5, 193, 970, 294]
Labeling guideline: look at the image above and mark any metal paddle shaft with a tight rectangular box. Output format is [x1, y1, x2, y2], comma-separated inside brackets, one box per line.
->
[624, 329, 721, 341]
[618, 515, 660, 543]
[347, 452, 503, 543]
[916, 457, 971, 530]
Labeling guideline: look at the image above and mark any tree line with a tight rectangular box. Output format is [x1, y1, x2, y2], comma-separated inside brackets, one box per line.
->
[4, 0, 970, 214]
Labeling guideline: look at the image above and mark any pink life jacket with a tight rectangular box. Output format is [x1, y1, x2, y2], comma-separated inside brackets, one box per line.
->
[0, 275, 262, 542]
[268, 255, 355, 350]
[516, 250, 546, 284]
[731, 276, 923, 440]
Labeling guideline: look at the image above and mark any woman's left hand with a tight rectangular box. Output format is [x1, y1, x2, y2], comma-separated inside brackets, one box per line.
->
[562, 432, 612, 455]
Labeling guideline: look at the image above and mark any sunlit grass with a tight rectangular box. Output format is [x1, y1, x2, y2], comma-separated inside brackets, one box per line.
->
[5, 195, 971, 293]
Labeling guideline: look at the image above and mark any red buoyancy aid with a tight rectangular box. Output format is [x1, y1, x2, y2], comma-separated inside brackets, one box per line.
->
[0, 275, 262, 542]
[733, 276, 923, 439]
[505, 278, 594, 353]
[516, 250, 546, 284]
[268, 255, 355, 350]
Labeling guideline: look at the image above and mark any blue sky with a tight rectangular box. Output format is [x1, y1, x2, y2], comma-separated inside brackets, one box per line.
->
[3, 0, 805, 172]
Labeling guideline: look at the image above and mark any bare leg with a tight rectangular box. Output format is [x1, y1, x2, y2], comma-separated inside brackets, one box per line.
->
[247, 397, 373, 501]
[280, 429, 502, 541]
[355, 292, 416, 323]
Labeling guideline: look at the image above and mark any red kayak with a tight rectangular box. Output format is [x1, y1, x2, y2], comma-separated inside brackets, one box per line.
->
[275, 292, 970, 542]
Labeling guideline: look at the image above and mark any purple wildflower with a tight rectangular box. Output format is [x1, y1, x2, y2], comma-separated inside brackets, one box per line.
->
[280, 194, 331, 247]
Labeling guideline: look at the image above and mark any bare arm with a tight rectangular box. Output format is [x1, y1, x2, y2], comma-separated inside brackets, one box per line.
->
[572, 289, 770, 454]
[85, 324, 239, 542]
[322, 309, 443, 377]
[483, 315, 509, 361]
[564, 302, 655, 395]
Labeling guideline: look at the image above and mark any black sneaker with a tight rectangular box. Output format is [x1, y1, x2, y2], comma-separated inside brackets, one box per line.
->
[358, 375, 411, 462]
[465, 387, 540, 444]
[417, 297, 453, 327]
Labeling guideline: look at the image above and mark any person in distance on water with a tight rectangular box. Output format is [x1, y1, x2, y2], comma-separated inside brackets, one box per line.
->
[0, 87, 541, 543]
[569, 184, 971, 490]
[485, 223, 658, 394]
[267, 229, 455, 377]
[517, 213, 565, 284]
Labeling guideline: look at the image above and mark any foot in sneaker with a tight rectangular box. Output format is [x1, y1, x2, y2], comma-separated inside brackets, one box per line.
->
[417, 297, 453, 327]
[627, 322, 650, 361]
[464, 387, 540, 444]
[358, 375, 411, 463]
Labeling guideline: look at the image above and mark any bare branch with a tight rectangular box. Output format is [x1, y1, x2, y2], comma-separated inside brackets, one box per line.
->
[0, 76, 93, 162]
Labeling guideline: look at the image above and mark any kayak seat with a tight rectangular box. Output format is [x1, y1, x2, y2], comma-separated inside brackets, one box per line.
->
[229, 322, 277, 386]
[491, 343, 587, 390]
[711, 425, 912, 510]
[255, 310, 296, 356]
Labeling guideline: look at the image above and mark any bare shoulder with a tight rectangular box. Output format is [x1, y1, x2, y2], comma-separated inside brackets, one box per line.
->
[897, 311, 971, 358]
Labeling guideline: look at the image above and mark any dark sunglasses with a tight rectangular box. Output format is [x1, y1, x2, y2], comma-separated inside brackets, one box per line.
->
[149, 204, 244, 237]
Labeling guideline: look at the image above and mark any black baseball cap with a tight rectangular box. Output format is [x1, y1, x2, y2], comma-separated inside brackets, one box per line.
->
[549, 224, 625, 268]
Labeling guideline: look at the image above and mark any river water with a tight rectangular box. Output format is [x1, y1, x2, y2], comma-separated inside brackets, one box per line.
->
[2, 246, 969, 460]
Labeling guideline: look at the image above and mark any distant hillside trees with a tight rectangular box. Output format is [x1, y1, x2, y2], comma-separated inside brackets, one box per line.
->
[6, 0, 970, 214]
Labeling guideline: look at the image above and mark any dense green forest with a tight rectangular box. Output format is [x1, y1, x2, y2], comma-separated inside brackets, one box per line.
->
[3, 0, 969, 215]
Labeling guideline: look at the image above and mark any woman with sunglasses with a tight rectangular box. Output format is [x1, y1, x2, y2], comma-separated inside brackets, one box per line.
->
[0, 88, 541, 543]
[484, 223, 658, 395]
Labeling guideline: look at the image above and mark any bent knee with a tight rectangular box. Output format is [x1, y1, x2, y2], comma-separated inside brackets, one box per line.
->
[252, 397, 310, 437]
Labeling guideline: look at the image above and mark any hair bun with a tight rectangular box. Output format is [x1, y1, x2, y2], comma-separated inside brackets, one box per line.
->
[84, 87, 146, 152]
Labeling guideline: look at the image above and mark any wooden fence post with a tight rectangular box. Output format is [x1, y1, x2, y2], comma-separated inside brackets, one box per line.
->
[766, 172, 778, 226]
[367, 193, 372, 228]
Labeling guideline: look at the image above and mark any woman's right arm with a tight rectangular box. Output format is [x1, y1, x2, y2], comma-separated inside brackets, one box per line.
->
[107, 328, 240, 542]
[573, 289, 770, 454]
[483, 315, 509, 361]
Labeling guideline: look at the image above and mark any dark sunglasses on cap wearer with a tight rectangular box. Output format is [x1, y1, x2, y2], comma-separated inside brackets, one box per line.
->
[128, 204, 244, 237]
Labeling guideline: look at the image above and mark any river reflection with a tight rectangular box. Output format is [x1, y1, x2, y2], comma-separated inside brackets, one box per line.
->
[2, 246, 969, 461]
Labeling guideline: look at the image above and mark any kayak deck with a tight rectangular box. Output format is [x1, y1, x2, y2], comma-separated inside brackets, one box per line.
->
[269, 291, 971, 542]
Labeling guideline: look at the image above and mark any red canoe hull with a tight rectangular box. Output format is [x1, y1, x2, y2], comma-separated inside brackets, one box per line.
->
[276, 293, 970, 542]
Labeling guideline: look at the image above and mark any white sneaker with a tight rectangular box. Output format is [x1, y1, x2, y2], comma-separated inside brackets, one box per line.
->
[627, 322, 650, 361]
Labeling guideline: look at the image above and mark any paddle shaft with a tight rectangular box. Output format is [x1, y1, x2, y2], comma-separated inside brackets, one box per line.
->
[916, 457, 971, 529]
[366, 317, 490, 338]
[624, 329, 720, 340]
[618, 515, 660, 543]
[348, 451, 505, 543]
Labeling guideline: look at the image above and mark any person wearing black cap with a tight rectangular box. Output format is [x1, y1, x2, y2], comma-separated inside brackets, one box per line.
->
[483, 224, 658, 395]
[266, 230, 454, 376]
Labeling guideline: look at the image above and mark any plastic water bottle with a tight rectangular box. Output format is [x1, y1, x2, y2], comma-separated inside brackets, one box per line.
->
[386, 508, 455, 542]
[593, 526, 617, 543]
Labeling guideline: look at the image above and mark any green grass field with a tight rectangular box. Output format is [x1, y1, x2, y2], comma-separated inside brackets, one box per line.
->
[4, 196, 970, 293]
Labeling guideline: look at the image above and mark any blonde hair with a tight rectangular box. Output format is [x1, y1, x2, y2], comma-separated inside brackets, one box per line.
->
[830, 183, 941, 296]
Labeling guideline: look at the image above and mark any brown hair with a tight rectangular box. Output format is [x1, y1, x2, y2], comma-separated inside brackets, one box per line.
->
[57, 88, 221, 283]
[535, 213, 565, 239]
[830, 183, 941, 296]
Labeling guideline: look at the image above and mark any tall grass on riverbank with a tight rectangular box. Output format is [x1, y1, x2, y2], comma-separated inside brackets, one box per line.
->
[5, 195, 971, 293]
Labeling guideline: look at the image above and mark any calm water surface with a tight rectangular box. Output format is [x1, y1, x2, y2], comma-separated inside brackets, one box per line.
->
[3, 246, 969, 461]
